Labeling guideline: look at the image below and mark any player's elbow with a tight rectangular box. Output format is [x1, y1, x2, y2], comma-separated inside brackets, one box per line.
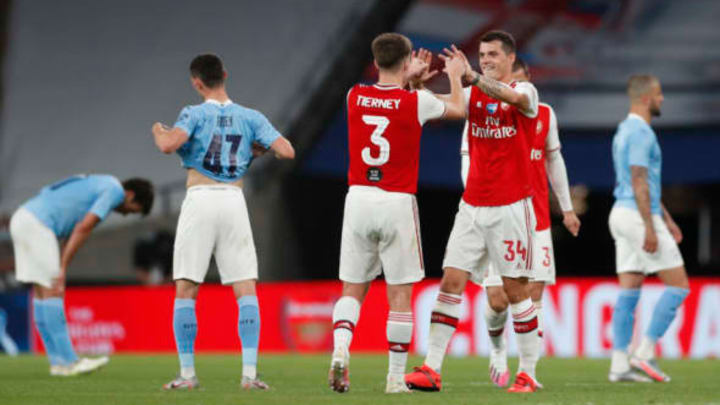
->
[272, 137, 295, 160]
[444, 105, 467, 120]
[158, 145, 175, 154]
[157, 141, 178, 154]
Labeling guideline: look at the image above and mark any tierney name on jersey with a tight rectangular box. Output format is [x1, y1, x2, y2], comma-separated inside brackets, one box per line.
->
[356, 95, 401, 110]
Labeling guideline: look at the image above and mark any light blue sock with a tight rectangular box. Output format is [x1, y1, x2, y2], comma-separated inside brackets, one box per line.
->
[44, 298, 78, 365]
[612, 288, 640, 351]
[33, 299, 61, 366]
[646, 287, 689, 341]
[173, 299, 197, 369]
[237, 296, 260, 377]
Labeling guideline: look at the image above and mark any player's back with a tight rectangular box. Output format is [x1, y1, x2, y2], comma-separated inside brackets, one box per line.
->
[346, 84, 422, 194]
[611, 114, 662, 213]
[175, 100, 280, 183]
[22, 174, 124, 237]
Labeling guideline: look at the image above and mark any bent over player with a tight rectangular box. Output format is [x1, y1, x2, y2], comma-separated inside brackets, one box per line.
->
[469, 58, 580, 388]
[405, 30, 542, 393]
[11, 174, 154, 376]
[608, 75, 688, 383]
[152, 54, 295, 390]
[328, 33, 466, 394]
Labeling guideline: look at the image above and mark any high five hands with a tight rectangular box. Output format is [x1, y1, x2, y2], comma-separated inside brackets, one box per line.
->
[408, 47, 468, 89]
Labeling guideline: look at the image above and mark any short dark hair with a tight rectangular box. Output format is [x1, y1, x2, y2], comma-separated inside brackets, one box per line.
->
[122, 178, 154, 216]
[627, 74, 659, 100]
[190, 54, 225, 88]
[512, 57, 530, 77]
[371, 33, 412, 70]
[480, 30, 516, 55]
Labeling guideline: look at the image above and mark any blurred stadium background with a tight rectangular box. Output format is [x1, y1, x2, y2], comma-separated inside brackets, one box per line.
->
[0, 0, 718, 361]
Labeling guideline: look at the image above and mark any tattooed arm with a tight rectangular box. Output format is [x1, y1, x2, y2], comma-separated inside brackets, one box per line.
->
[444, 45, 537, 117]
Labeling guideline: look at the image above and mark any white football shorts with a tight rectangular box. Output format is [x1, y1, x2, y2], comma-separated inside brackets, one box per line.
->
[10, 208, 61, 289]
[173, 185, 258, 284]
[482, 227, 555, 287]
[443, 197, 536, 285]
[609, 206, 684, 274]
[339, 186, 424, 285]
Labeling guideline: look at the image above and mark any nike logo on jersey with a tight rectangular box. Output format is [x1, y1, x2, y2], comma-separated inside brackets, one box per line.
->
[357, 95, 401, 110]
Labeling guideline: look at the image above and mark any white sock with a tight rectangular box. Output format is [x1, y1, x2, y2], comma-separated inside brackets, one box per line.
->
[511, 298, 539, 378]
[635, 336, 656, 360]
[387, 312, 413, 377]
[610, 350, 630, 373]
[533, 300, 544, 338]
[181, 366, 195, 379]
[484, 303, 508, 352]
[534, 300, 544, 353]
[242, 365, 256, 380]
[332, 296, 361, 360]
[424, 292, 462, 372]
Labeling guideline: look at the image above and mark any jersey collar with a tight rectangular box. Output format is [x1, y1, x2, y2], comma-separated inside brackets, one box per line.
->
[627, 113, 651, 127]
[374, 83, 401, 90]
[205, 98, 233, 106]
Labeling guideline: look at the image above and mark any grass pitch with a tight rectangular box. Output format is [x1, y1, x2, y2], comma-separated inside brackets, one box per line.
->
[0, 354, 717, 405]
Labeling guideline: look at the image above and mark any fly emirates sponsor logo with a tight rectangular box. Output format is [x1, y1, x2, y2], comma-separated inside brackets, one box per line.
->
[471, 116, 517, 139]
[357, 95, 401, 110]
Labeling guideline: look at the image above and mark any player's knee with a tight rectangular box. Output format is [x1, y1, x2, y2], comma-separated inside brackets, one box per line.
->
[341, 282, 369, 302]
[175, 279, 199, 299]
[503, 281, 530, 304]
[486, 287, 509, 312]
[664, 267, 690, 289]
[528, 282, 544, 302]
[439, 268, 468, 294]
[488, 297, 508, 312]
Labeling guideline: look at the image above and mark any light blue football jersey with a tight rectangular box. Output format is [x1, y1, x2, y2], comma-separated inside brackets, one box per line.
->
[22, 174, 125, 237]
[612, 114, 662, 215]
[173, 99, 281, 181]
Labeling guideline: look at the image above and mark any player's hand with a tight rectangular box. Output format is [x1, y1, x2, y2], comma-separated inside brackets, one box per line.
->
[667, 220, 683, 244]
[251, 142, 268, 158]
[407, 53, 429, 82]
[152, 122, 170, 134]
[443, 44, 474, 82]
[562, 211, 581, 237]
[643, 228, 658, 253]
[51, 269, 67, 295]
[439, 55, 465, 78]
[415, 48, 439, 83]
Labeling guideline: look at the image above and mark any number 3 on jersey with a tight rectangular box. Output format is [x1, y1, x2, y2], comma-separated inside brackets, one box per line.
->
[361, 115, 390, 166]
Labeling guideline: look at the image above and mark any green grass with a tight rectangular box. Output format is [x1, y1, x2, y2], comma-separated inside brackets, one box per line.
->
[0, 354, 717, 405]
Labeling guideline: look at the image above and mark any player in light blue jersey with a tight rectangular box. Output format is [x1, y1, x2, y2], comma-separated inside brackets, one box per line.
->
[152, 54, 294, 391]
[10, 175, 154, 376]
[608, 75, 689, 383]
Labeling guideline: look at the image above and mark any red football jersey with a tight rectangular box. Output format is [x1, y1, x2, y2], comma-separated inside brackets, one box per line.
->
[463, 83, 535, 206]
[530, 104, 552, 231]
[346, 84, 423, 194]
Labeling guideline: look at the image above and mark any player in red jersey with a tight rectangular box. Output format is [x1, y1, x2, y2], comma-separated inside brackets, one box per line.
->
[405, 30, 544, 393]
[472, 58, 581, 389]
[329, 33, 467, 394]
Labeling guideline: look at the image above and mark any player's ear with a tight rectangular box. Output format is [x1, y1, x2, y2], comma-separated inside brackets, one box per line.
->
[190, 76, 204, 92]
[223, 70, 228, 80]
[373, 60, 380, 72]
[125, 190, 136, 205]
